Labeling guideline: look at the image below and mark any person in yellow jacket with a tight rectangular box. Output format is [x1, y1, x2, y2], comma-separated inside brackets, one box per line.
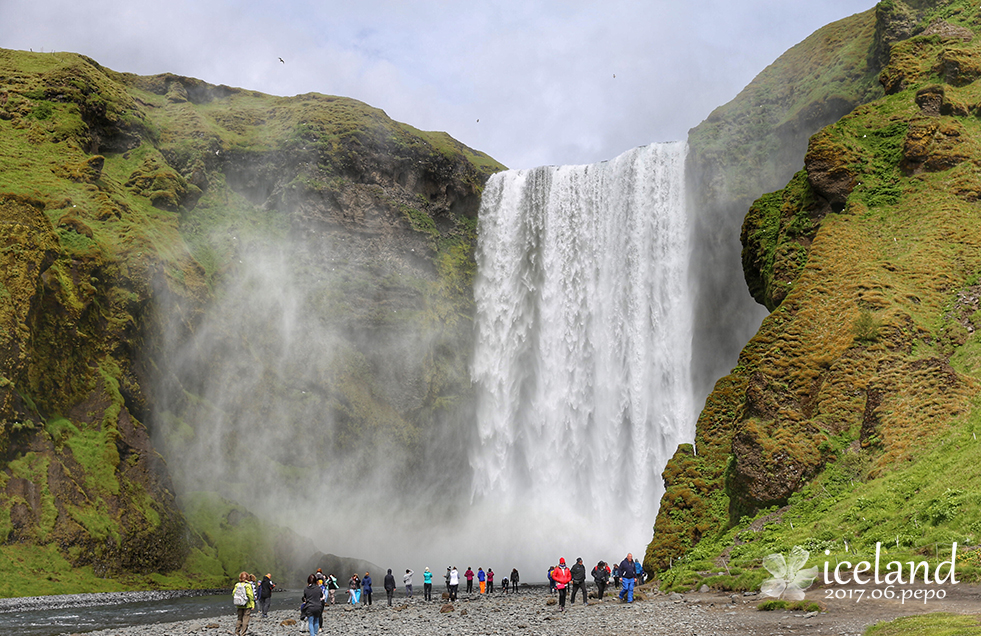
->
[233, 571, 256, 636]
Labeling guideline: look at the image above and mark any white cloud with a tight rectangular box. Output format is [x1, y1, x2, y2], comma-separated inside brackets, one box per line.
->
[0, 0, 875, 168]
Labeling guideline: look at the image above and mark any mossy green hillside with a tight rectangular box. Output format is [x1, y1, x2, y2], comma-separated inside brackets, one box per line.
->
[687, 3, 888, 400]
[658, 401, 981, 593]
[741, 170, 822, 311]
[0, 189, 189, 580]
[0, 52, 201, 575]
[0, 543, 190, 598]
[0, 46, 503, 594]
[865, 613, 981, 635]
[689, 4, 883, 206]
[651, 0, 981, 594]
[178, 491, 319, 586]
[0, 489, 313, 595]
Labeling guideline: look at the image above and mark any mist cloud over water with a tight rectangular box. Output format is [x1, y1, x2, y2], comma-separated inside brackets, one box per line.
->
[151, 233, 478, 573]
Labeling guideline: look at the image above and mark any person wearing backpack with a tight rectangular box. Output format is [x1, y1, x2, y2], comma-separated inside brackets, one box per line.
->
[232, 571, 255, 636]
[258, 573, 276, 618]
[591, 561, 610, 600]
[301, 573, 326, 635]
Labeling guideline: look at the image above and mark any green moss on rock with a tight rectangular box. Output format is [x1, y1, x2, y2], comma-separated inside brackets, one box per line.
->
[652, 0, 981, 587]
[0, 43, 505, 593]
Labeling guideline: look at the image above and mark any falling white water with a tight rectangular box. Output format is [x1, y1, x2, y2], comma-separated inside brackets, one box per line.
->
[470, 141, 694, 564]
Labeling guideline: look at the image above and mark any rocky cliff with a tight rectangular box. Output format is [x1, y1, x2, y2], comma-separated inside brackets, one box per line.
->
[687, 4, 883, 400]
[0, 48, 502, 592]
[650, 0, 981, 590]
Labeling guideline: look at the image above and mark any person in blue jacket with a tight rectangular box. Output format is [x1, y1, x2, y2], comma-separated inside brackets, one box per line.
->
[361, 571, 373, 606]
[618, 553, 637, 603]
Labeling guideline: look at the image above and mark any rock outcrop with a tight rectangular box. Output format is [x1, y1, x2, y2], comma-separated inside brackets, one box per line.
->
[649, 0, 981, 579]
[686, 3, 883, 401]
[0, 48, 503, 588]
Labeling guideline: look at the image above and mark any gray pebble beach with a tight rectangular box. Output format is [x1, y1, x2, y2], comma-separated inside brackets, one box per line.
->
[52, 586, 883, 636]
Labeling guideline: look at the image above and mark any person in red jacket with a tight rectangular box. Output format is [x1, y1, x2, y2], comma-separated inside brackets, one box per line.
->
[552, 558, 572, 612]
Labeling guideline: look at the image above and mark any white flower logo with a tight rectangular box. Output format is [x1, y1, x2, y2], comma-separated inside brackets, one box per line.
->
[760, 545, 819, 601]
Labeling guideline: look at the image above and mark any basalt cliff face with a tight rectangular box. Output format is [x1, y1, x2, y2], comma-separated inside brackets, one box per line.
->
[650, 0, 981, 590]
[0, 48, 502, 592]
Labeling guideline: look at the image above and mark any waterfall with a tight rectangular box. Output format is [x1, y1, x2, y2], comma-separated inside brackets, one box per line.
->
[470, 141, 694, 561]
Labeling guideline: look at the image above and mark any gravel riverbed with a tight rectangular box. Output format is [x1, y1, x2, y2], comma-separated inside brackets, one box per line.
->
[47, 583, 981, 636]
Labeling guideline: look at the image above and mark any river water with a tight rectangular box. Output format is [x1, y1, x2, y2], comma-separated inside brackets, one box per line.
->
[0, 590, 300, 636]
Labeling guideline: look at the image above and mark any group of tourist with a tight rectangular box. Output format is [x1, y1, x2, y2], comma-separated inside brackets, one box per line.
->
[231, 571, 276, 636]
[546, 553, 644, 612]
[440, 565, 521, 600]
[235, 553, 645, 636]
[287, 565, 520, 635]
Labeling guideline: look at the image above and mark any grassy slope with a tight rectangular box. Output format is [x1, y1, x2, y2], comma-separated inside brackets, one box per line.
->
[689, 4, 882, 206]
[652, 0, 981, 598]
[866, 613, 981, 634]
[0, 48, 503, 595]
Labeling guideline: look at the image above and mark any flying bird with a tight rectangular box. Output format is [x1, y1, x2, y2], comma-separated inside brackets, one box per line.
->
[278, 57, 285, 64]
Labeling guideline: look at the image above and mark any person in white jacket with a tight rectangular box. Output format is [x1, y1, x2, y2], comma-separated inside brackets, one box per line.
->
[449, 566, 460, 601]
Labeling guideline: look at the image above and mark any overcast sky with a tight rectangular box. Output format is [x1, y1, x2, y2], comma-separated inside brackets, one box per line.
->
[3, 0, 874, 170]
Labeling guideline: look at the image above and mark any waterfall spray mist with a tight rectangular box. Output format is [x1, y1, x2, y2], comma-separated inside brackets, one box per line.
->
[470, 141, 695, 567]
[150, 235, 475, 578]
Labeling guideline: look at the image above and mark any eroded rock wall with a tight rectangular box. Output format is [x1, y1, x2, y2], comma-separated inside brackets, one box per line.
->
[650, 0, 981, 573]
